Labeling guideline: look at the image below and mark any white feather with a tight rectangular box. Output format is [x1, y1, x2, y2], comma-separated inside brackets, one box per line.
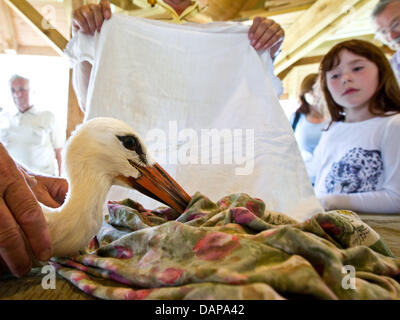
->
[42, 117, 155, 257]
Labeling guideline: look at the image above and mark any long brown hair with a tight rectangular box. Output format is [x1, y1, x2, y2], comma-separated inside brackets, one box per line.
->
[296, 73, 318, 115]
[320, 39, 400, 124]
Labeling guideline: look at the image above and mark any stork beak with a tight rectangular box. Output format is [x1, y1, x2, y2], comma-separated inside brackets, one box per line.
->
[122, 162, 191, 214]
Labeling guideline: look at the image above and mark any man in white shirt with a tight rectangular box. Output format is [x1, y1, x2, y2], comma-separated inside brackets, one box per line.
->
[372, 0, 400, 84]
[0, 75, 63, 176]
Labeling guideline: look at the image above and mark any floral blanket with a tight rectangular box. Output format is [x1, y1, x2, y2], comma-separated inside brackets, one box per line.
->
[51, 192, 400, 300]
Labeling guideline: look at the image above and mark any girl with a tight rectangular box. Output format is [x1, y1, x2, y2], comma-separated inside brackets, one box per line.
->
[290, 73, 328, 184]
[310, 39, 400, 213]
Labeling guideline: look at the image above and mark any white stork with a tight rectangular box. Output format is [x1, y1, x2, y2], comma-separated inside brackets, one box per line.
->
[43, 117, 190, 257]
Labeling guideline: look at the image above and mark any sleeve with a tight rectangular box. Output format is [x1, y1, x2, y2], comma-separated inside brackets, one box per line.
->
[306, 134, 324, 187]
[321, 116, 400, 214]
[63, 30, 99, 67]
[289, 112, 295, 126]
[46, 112, 65, 149]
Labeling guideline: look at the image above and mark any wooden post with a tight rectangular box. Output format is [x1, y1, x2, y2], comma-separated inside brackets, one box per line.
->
[66, 69, 85, 139]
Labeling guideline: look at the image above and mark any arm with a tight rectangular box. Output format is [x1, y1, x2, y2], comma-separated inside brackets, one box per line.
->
[321, 191, 400, 214]
[71, 0, 111, 111]
[0, 143, 51, 277]
[72, 61, 92, 112]
[46, 113, 64, 175]
[54, 148, 62, 176]
[305, 131, 324, 187]
[320, 116, 400, 214]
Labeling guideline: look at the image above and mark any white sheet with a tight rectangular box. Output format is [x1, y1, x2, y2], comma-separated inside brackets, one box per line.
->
[65, 14, 323, 221]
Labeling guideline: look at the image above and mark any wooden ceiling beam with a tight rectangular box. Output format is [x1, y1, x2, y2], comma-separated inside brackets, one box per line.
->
[278, 55, 323, 80]
[0, 0, 18, 53]
[239, 0, 315, 19]
[264, 0, 315, 11]
[278, 33, 386, 79]
[274, 0, 375, 75]
[239, 4, 312, 21]
[110, 0, 140, 10]
[4, 0, 68, 55]
[241, 0, 265, 11]
[203, 0, 254, 21]
[17, 45, 58, 56]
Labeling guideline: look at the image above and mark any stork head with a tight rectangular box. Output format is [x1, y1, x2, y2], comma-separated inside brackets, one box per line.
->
[63, 117, 190, 213]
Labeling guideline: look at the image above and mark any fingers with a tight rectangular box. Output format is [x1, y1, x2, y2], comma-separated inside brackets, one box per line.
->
[3, 179, 52, 266]
[19, 171, 58, 208]
[254, 23, 278, 50]
[249, 17, 275, 47]
[73, 9, 90, 34]
[0, 199, 31, 277]
[33, 188, 61, 209]
[0, 255, 8, 277]
[53, 179, 68, 205]
[252, 18, 278, 49]
[248, 17, 284, 51]
[100, 0, 112, 19]
[33, 176, 68, 207]
[72, 1, 111, 35]
[262, 28, 285, 51]
[81, 5, 98, 35]
[248, 16, 262, 39]
[92, 6, 105, 33]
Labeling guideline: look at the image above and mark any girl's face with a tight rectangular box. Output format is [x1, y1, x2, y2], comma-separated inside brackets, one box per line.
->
[326, 49, 379, 114]
[304, 90, 316, 107]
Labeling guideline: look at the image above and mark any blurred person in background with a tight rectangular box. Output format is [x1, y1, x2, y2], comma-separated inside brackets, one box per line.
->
[0, 75, 63, 176]
[290, 73, 328, 184]
[372, 0, 400, 84]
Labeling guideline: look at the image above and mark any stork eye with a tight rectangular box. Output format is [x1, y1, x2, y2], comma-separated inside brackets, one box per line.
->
[117, 135, 140, 151]
[117, 135, 148, 164]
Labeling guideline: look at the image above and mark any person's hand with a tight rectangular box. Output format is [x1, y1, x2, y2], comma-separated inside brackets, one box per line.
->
[19, 169, 68, 209]
[248, 17, 285, 59]
[72, 0, 112, 35]
[0, 145, 51, 278]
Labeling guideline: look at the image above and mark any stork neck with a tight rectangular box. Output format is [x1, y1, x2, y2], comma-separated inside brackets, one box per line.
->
[45, 170, 113, 256]
[63, 173, 112, 218]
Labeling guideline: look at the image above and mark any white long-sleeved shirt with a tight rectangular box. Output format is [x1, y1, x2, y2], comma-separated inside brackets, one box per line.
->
[309, 114, 400, 214]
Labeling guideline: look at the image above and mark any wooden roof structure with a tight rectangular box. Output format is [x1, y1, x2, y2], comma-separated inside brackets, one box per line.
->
[0, 0, 393, 133]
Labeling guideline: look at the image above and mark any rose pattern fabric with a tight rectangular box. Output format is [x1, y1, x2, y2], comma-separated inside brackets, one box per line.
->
[50, 192, 400, 300]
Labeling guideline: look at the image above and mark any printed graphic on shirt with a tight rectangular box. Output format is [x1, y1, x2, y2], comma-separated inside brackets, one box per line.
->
[325, 147, 383, 194]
